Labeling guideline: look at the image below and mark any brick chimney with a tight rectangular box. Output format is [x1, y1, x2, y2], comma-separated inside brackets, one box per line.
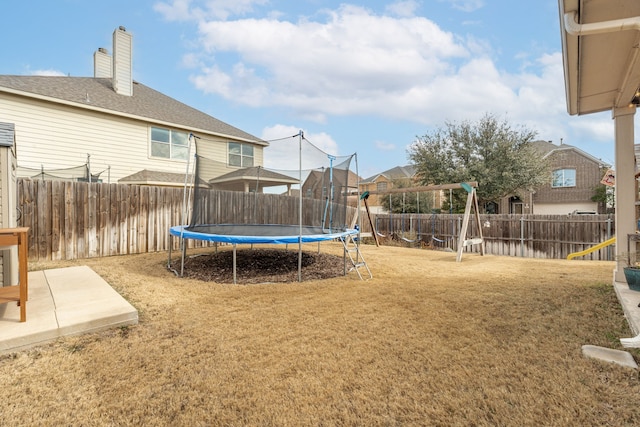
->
[112, 26, 133, 96]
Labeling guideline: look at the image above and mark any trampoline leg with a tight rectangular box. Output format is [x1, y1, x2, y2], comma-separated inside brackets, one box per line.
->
[343, 238, 347, 276]
[298, 239, 302, 282]
[233, 244, 237, 285]
[167, 232, 172, 270]
[180, 237, 186, 277]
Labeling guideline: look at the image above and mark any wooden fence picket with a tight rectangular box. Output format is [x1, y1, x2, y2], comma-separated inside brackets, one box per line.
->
[16, 178, 616, 261]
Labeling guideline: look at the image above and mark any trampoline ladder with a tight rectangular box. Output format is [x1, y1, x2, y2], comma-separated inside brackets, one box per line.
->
[341, 234, 372, 280]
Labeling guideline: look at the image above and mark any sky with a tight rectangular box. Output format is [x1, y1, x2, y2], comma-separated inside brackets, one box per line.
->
[0, 0, 619, 179]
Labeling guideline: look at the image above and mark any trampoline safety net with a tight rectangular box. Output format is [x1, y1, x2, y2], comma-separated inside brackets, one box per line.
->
[188, 133, 356, 234]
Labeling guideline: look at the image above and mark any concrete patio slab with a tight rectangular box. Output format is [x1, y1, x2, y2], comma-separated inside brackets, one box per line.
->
[582, 344, 638, 370]
[614, 278, 640, 337]
[0, 266, 138, 354]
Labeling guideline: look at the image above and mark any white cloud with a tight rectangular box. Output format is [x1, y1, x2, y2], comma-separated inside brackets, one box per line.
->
[187, 4, 467, 122]
[385, 0, 420, 17]
[165, 2, 591, 157]
[441, 0, 485, 13]
[154, 0, 268, 21]
[261, 124, 340, 171]
[375, 141, 396, 151]
[154, 0, 197, 21]
[31, 69, 66, 76]
[569, 115, 613, 143]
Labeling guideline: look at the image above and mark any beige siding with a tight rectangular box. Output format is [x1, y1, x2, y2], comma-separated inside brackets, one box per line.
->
[0, 93, 264, 183]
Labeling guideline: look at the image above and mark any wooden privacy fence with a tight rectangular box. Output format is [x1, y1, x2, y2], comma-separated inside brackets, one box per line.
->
[17, 179, 356, 261]
[19, 179, 185, 261]
[363, 213, 615, 260]
[17, 178, 616, 262]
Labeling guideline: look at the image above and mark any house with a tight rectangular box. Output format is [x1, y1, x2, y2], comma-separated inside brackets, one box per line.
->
[0, 27, 266, 187]
[486, 141, 610, 215]
[359, 165, 416, 213]
[495, 140, 610, 215]
[302, 168, 360, 205]
[530, 140, 610, 214]
[363, 139, 608, 215]
[359, 165, 444, 214]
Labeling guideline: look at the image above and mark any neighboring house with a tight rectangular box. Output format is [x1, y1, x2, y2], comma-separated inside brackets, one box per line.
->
[302, 169, 360, 205]
[0, 27, 267, 187]
[364, 140, 608, 216]
[529, 140, 609, 215]
[360, 165, 420, 213]
[492, 140, 609, 215]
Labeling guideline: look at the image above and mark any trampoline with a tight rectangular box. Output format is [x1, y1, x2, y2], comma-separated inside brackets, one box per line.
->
[168, 131, 370, 283]
[168, 225, 357, 283]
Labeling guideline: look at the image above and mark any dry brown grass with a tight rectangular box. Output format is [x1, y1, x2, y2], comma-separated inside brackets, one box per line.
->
[2, 242, 640, 426]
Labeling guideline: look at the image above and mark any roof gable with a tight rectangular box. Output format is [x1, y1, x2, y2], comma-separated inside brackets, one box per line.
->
[362, 164, 416, 183]
[531, 140, 609, 167]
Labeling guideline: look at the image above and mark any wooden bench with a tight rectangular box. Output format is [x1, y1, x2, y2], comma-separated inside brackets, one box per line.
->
[0, 227, 29, 322]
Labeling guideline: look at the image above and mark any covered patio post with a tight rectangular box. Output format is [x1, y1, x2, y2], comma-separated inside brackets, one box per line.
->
[613, 106, 636, 282]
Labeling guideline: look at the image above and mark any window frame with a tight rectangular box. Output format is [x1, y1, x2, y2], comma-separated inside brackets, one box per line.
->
[228, 142, 254, 167]
[552, 168, 577, 188]
[150, 126, 189, 161]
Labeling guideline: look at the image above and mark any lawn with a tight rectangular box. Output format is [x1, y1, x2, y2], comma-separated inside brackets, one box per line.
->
[1, 243, 639, 426]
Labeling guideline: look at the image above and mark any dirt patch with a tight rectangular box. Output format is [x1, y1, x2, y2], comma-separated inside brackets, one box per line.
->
[178, 248, 345, 284]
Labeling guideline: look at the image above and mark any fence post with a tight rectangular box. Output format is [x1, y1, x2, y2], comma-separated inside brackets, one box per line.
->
[607, 217, 613, 261]
[520, 216, 525, 257]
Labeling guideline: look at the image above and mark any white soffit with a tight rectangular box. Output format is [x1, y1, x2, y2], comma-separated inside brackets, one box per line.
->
[560, 0, 640, 115]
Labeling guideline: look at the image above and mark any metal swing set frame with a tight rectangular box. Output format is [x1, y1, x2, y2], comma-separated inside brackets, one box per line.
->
[362, 182, 484, 262]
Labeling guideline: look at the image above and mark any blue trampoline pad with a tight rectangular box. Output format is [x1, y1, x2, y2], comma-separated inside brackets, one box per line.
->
[170, 224, 357, 245]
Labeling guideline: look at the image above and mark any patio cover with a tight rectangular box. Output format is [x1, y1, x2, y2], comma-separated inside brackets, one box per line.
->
[559, 0, 640, 281]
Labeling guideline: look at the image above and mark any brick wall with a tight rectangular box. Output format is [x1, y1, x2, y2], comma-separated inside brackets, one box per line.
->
[533, 149, 602, 205]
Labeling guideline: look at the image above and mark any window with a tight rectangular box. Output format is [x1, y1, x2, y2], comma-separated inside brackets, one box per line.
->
[377, 181, 387, 192]
[228, 142, 254, 167]
[150, 127, 188, 160]
[552, 169, 576, 188]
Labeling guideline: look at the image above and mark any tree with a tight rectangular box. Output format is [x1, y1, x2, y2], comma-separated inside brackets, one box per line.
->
[591, 183, 614, 213]
[379, 179, 438, 213]
[408, 114, 550, 212]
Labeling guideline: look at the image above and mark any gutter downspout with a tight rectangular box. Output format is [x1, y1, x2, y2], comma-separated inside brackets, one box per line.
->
[564, 11, 640, 36]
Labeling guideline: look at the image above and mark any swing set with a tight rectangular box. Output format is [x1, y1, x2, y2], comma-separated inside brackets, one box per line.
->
[363, 182, 484, 262]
